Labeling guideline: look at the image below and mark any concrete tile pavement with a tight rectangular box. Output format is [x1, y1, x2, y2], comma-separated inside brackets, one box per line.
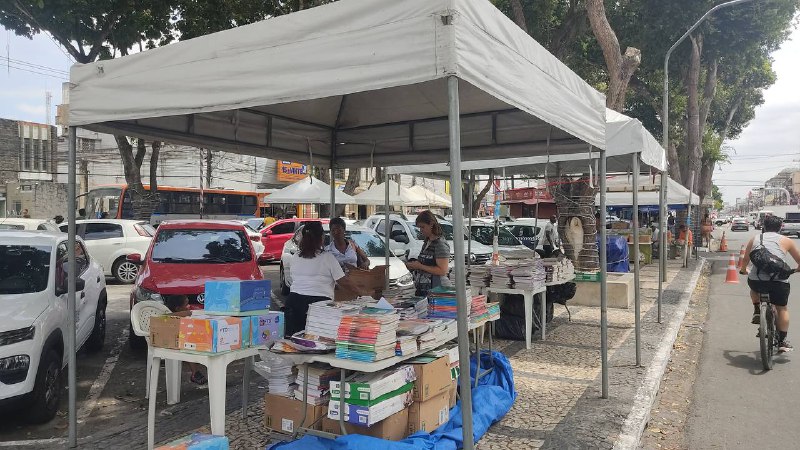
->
[74, 259, 703, 450]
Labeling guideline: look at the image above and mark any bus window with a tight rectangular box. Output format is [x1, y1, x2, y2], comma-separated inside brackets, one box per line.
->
[86, 187, 123, 219]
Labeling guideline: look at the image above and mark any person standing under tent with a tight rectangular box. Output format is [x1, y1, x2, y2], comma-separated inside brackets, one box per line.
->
[326, 218, 369, 270]
[405, 210, 450, 297]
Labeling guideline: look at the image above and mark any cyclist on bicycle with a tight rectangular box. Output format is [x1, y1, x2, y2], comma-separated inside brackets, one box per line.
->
[739, 215, 800, 352]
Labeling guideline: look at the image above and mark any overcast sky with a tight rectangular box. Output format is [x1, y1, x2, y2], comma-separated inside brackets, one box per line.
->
[1, 25, 798, 206]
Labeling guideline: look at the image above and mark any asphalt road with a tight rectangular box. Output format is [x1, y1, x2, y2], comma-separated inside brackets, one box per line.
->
[688, 226, 800, 448]
[0, 264, 284, 445]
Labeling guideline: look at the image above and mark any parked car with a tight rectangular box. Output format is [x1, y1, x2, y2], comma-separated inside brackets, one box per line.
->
[259, 218, 330, 262]
[362, 214, 492, 264]
[0, 218, 60, 232]
[730, 217, 750, 232]
[126, 220, 266, 349]
[0, 231, 106, 423]
[234, 220, 266, 260]
[505, 221, 546, 250]
[780, 218, 800, 238]
[468, 223, 537, 260]
[245, 217, 265, 231]
[279, 225, 414, 295]
[58, 219, 154, 284]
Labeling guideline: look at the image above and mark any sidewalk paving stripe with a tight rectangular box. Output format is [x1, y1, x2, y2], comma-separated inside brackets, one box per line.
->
[512, 370, 593, 386]
[77, 326, 129, 423]
[612, 258, 707, 450]
[0, 438, 66, 447]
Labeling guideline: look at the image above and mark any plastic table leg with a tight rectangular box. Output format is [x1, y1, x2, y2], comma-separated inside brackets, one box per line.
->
[145, 347, 153, 399]
[524, 291, 533, 349]
[541, 289, 547, 340]
[147, 356, 161, 450]
[165, 359, 181, 405]
[207, 358, 227, 436]
[242, 356, 252, 418]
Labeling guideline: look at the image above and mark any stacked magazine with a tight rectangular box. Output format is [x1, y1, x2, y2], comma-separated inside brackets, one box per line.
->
[253, 353, 295, 397]
[305, 301, 362, 341]
[294, 363, 340, 405]
[335, 308, 400, 362]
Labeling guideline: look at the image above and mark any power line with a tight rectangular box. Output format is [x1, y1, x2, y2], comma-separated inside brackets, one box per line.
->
[0, 56, 68, 75]
[2, 62, 68, 80]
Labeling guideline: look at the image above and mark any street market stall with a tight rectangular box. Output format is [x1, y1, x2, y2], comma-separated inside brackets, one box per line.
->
[66, 0, 610, 448]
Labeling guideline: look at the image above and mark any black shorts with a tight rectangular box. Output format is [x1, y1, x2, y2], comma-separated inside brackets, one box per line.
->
[747, 279, 790, 307]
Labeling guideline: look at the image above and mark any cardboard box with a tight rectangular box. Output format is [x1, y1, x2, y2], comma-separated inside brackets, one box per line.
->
[321, 407, 409, 440]
[334, 266, 386, 302]
[411, 356, 452, 402]
[149, 311, 191, 349]
[408, 391, 450, 434]
[178, 315, 242, 353]
[328, 386, 413, 426]
[156, 433, 229, 450]
[447, 378, 457, 409]
[264, 393, 326, 434]
[251, 312, 284, 346]
[330, 365, 416, 402]
[204, 280, 271, 313]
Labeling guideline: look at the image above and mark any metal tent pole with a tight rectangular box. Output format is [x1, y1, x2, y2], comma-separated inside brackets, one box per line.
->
[632, 154, 641, 366]
[684, 170, 695, 268]
[385, 172, 390, 292]
[599, 148, 609, 399]
[330, 167, 336, 220]
[658, 172, 666, 323]
[447, 75, 474, 450]
[468, 171, 474, 268]
[67, 127, 78, 447]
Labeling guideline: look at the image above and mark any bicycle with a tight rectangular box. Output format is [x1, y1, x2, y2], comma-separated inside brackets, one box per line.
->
[758, 291, 777, 370]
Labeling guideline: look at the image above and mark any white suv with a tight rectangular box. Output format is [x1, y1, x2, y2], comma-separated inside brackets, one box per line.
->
[60, 219, 154, 284]
[0, 232, 106, 423]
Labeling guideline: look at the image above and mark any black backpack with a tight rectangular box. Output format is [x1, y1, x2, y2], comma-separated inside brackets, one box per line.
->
[749, 233, 794, 281]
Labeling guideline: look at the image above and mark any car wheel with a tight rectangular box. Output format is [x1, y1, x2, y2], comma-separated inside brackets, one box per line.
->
[83, 293, 107, 353]
[25, 348, 63, 424]
[279, 264, 290, 295]
[112, 257, 139, 284]
[128, 321, 147, 351]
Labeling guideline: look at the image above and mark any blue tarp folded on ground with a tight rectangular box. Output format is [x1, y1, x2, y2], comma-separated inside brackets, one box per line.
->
[268, 351, 516, 450]
[598, 235, 630, 273]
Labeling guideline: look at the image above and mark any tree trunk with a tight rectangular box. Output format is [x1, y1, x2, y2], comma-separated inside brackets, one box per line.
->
[549, 1, 587, 61]
[336, 168, 360, 216]
[374, 166, 384, 185]
[667, 142, 682, 183]
[551, 176, 599, 272]
[473, 172, 495, 216]
[509, 0, 528, 32]
[115, 135, 151, 220]
[586, 0, 641, 111]
[149, 141, 161, 206]
[684, 33, 703, 191]
[719, 94, 743, 143]
[205, 149, 213, 187]
[699, 58, 718, 135]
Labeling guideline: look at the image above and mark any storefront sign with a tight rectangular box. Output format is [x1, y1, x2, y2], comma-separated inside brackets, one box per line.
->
[276, 161, 308, 182]
[502, 188, 552, 202]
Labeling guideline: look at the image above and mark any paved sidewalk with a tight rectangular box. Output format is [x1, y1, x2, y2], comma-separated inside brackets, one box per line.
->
[71, 259, 703, 449]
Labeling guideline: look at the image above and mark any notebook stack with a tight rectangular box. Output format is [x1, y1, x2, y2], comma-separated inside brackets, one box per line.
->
[305, 301, 362, 341]
[335, 308, 399, 362]
[541, 257, 576, 283]
[469, 294, 489, 325]
[490, 264, 512, 288]
[510, 259, 545, 290]
[395, 335, 418, 356]
[253, 353, 296, 397]
[294, 363, 340, 405]
[468, 265, 491, 287]
[389, 296, 429, 320]
[427, 286, 460, 319]
[487, 302, 501, 321]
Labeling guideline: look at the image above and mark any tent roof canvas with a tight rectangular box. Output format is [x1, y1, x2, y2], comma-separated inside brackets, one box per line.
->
[407, 185, 453, 208]
[598, 174, 699, 206]
[68, 0, 605, 169]
[353, 180, 419, 206]
[265, 176, 355, 204]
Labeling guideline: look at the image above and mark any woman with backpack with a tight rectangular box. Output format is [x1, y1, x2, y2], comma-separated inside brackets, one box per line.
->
[739, 215, 800, 352]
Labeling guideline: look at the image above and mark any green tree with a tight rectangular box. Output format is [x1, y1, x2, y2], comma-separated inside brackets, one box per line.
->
[711, 184, 724, 210]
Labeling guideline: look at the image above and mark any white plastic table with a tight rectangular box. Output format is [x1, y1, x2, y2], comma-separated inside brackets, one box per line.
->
[147, 346, 263, 449]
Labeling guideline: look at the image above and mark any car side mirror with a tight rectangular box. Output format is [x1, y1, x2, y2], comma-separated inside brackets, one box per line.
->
[127, 253, 143, 265]
[56, 277, 86, 296]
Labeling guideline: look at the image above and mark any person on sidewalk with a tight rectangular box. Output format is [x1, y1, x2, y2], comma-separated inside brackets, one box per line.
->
[405, 210, 450, 297]
[739, 215, 800, 352]
[543, 215, 560, 257]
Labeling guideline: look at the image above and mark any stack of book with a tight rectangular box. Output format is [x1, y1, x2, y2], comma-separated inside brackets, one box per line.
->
[541, 257, 576, 283]
[389, 296, 428, 320]
[395, 335, 418, 356]
[469, 294, 489, 325]
[427, 286, 465, 319]
[335, 308, 399, 362]
[294, 363, 340, 405]
[490, 264, 512, 288]
[253, 353, 296, 397]
[510, 259, 546, 290]
[467, 265, 491, 287]
[305, 301, 362, 341]
[487, 302, 501, 321]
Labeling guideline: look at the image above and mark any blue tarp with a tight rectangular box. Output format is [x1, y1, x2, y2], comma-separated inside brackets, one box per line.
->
[268, 351, 516, 450]
[599, 235, 630, 273]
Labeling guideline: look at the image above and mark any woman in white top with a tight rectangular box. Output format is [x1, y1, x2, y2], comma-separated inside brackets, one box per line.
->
[285, 221, 364, 336]
[326, 218, 369, 270]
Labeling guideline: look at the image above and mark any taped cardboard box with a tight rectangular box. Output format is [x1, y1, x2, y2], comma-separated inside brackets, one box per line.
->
[321, 407, 409, 441]
[334, 266, 386, 302]
[328, 387, 413, 427]
[408, 391, 450, 435]
[264, 393, 326, 434]
[448, 378, 457, 409]
[204, 279, 271, 313]
[411, 356, 452, 402]
[149, 311, 191, 349]
[330, 365, 415, 402]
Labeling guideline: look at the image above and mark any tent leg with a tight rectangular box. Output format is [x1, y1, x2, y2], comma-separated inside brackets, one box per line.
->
[67, 127, 78, 447]
[468, 171, 474, 268]
[599, 148, 608, 399]
[447, 75, 474, 450]
[329, 167, 336, 220]
[632, 154, 641, 367]
[385, 172, 390, 292]
[658, 172, 667, 323]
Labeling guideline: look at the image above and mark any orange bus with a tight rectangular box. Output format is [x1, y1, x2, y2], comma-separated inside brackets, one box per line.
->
[84, 185, 259, 224]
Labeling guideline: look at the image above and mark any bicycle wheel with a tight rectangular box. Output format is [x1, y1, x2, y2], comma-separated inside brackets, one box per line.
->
[759, 302, 774, 370]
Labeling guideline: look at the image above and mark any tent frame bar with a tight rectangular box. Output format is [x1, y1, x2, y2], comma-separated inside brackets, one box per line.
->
[338, 107, 518, 132]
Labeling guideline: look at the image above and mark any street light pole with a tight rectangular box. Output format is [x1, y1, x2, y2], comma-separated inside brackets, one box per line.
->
[660, 0, 755, 310]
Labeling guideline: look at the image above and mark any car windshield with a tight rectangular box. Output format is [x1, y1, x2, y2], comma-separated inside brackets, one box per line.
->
[470, 225, 522, 246]
[323, 230, 388, 257]
[0, 245, 51, 294]
[151, 229, 252, 263]
[246, 218, 263, 230]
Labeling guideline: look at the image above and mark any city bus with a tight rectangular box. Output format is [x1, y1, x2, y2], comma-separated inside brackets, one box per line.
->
[84, 185, 259, 224]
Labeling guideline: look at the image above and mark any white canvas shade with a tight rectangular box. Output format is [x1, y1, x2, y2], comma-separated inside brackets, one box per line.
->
[599, 174, 699, 207]
[66, 0, 613, 446]
[407, 185, 453, 208]
[263, 176, 355, 204]
[352, 180, 419, 206]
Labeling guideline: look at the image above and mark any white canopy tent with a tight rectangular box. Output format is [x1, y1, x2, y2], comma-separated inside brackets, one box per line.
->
[407, 185, 453, 208]
[352, 180, 419, 206]
[265, 176, 355, 204]
[600, 174, 700, 207]
[66, 0, 610, 447]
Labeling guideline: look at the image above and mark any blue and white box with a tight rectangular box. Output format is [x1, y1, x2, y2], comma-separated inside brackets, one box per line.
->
[204, 280, 271, 313]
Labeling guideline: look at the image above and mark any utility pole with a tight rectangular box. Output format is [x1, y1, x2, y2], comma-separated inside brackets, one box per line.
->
[205, 149, 213, 187]
[80, 159, 89, 208]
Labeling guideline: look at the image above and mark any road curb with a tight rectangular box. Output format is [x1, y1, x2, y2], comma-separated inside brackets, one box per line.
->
[613, 258, 708, 450]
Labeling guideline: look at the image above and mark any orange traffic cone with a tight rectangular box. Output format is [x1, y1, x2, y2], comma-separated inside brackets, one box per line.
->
[719, 232, 728, 252]
[739, 245, 746, 266]
[725, 253, 739, 284]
